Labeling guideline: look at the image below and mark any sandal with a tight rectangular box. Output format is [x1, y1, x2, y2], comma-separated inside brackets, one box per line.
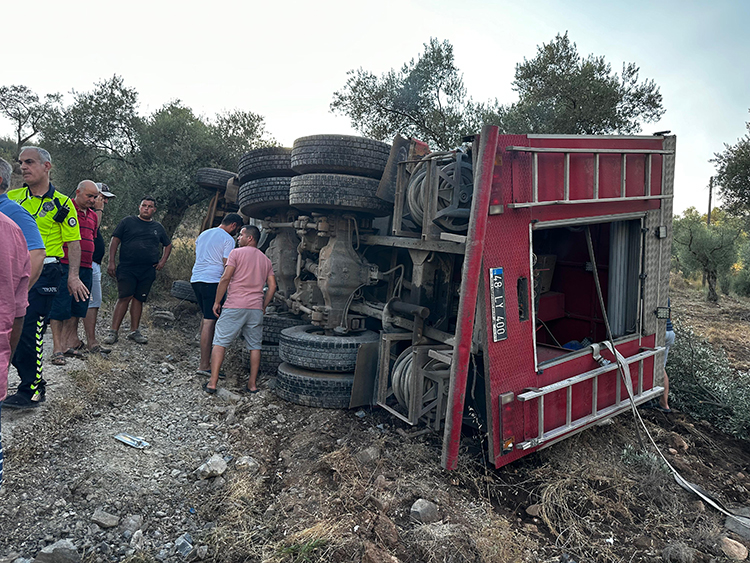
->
[50, 352, 67, 366]
[202, 382, 217, 395]
[63, 347, 87, 359]
[89, 345, 111, 354]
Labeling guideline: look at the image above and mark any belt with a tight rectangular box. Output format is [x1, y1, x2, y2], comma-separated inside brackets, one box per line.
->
[43, 257, 60, 265]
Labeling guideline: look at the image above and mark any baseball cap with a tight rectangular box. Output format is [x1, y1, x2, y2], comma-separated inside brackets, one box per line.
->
[95, 182, 116, 198]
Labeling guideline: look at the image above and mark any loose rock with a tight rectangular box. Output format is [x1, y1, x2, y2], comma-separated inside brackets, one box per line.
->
[33, 539, 80, 563]
[525, 504, 542, 518]
[668, 433, 689, 452]
[356, 446, 380, 465]
[362, 541, 400, 563]
[91, 509, 119, 529]
[720, 537, 748, 560]
[236, 456, 260, 475]
[195, 454, 227, 479]
[410, 499, 440, 524]
[216, 388, 241, 404]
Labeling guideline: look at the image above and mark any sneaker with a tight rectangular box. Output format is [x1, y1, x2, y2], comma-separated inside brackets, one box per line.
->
[3, 392, 40, 409]
[102, 330, 119, 345]
[127, 330, 148, 344]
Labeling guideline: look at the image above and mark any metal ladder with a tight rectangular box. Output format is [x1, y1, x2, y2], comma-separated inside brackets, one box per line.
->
[515, 345, 664, 450]
[504, 146, 674, 208]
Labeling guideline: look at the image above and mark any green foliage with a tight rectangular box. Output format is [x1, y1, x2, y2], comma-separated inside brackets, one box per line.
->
[278, 538, 329, 562]
[668, 321, 750, 440]
[331, 34, 665, 148]
[331, 38, 477, 149]
[492, 33, 664, 134]
[733, 239, 750, 297]
[621, 444, 669, 474]
[672, 207, 744, 301]
[34, 75, 274, 237]
[0, 84, 62, 157]
[713, 114, 750, 216]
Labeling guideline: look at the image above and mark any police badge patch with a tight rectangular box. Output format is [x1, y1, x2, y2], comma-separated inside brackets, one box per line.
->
[39, 200, 55, 217]
[68, 217, 77, 227]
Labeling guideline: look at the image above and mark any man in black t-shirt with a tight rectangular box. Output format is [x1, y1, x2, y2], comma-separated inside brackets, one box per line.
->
[103, 197, 172, 345]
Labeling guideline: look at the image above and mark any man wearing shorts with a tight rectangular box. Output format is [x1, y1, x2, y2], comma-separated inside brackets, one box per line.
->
[83, 183, 116, 353]
[191, 213, 242, 375]
[205, 225, 275, 394]
[104, 197, 172, 345]
[48, 180, 99, 365]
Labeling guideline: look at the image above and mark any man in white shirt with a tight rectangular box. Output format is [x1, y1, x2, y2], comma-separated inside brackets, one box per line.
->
[191, 213, 243, 374]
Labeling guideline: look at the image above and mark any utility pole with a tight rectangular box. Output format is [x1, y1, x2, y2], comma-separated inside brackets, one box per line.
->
[707, 176, 714, 226]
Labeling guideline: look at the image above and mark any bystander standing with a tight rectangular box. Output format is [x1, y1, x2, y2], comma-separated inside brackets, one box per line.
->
[204, 225, 275, 395]
[191, 213, 242, 376]
[103, 197, 172, 345]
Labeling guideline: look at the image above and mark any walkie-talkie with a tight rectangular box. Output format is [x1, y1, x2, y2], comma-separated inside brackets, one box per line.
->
[52, 197, 70, 223]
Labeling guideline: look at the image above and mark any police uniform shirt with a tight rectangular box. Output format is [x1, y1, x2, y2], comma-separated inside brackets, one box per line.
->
[7, 184, 81, 258]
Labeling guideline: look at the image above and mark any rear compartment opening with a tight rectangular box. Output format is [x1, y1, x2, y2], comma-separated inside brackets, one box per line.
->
[531, 218, 643, 367]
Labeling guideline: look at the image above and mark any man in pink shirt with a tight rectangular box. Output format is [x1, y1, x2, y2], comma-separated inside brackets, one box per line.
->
[0, 212, 32, 487]
[205, 225, 276, 394]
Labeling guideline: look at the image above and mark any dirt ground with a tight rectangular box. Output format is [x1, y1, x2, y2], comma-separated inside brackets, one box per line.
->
[0, 281, 749, 563]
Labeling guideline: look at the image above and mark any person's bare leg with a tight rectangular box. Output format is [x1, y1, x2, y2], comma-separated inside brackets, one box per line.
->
[130, 299, 143, 332]
[50, 319, 65, 354]
[660, 368, 670, 410]
[84, 307, 99, 349]
[208, 345, 226, 390]
[111, 297, 133, 332]
[199, 319, 217, 371]
[61, 317, 79, 350]
[248, 349, 260, 392]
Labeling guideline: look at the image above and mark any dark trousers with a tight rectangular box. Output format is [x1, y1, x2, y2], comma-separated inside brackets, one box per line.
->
[11, 262, 61, 399]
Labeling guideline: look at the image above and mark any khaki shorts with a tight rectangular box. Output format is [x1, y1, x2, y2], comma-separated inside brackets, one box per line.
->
[213, 308, 263, 350]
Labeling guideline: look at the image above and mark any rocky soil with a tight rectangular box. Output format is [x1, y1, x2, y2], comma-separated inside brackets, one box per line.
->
[0, 284, 749, 563]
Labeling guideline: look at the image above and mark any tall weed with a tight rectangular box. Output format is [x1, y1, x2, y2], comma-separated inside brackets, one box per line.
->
[668, 320, 750, 440]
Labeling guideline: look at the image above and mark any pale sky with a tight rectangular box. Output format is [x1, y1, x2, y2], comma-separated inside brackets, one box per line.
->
[3, 0, 748, 215]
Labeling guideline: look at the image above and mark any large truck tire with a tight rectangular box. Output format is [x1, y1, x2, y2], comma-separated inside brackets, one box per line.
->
[289, 174, 391, 216]
[291, 135, 390, 179]
[275, 362, 353, 409]
[279, 325, 379, 372]
[195, 168, 235, 191]
[242, 344, 281, 376]
[171, 280, 198, 303]
[238, 147, 296, 184]
[238, 177, 292, 219]
[263, 313, 307, 344]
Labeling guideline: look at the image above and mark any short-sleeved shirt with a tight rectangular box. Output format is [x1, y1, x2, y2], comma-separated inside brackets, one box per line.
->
[112, 215, 171, 267]
[7, 184, 80, 258]
[0, 194, 44, 252]
[191, 227, 236, 284]
[0, 212, 31, 401]
[62, 200, 98, 268]
[224, 246, 274, 310]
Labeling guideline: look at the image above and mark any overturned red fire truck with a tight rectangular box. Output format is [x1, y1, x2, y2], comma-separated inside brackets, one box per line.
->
[195, 125, 675, 470]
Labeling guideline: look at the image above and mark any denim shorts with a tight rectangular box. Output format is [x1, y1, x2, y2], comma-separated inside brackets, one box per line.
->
[48, 264, 93, 321]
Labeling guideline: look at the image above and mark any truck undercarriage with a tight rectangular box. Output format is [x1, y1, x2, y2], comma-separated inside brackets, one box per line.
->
[198, 126, 676, 470]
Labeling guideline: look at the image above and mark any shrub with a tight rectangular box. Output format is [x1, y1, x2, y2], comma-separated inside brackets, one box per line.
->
[668, 320, 750, 440]
[152, 236, 196, 296]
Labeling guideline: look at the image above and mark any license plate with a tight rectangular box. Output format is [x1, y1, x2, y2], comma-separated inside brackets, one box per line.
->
[489, 267, 508, 342]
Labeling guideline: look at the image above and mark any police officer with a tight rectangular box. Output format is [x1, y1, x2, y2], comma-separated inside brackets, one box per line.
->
[3, 146, 87, 409]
